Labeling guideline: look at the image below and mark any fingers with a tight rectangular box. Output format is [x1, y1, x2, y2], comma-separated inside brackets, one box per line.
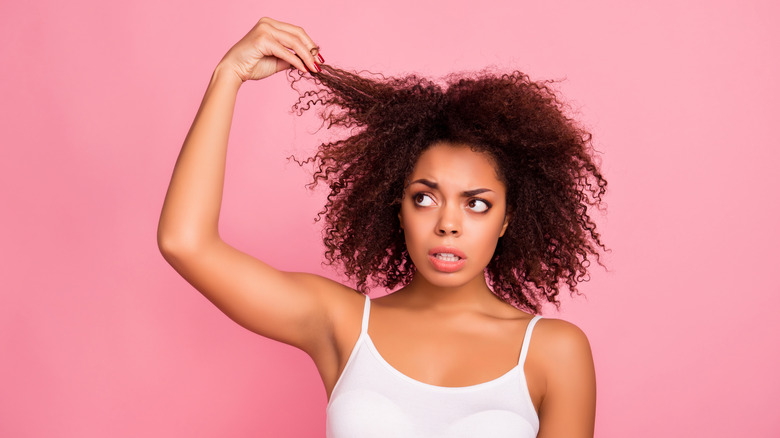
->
[273, 29, 320, 72]
[261, 17, 319, 56]
[265, 40, 308, 74]
[255, 17, 322, 74]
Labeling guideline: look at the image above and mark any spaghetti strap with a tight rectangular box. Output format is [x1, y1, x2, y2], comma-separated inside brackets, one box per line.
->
[360, 295, 371, 335]
[517, 315, 542, 366]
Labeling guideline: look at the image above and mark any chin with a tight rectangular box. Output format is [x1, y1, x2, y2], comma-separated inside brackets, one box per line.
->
[415, 267, 486, 289]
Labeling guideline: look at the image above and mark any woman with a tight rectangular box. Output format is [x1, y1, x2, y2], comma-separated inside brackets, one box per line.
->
[158, 17, 605, 437]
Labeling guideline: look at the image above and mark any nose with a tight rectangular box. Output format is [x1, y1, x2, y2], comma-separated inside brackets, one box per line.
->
[436, 204, 461, 236]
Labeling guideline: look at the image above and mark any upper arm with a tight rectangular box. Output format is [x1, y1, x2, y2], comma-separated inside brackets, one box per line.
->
[158, 237, 354, 356]
[534, 319, 597, 438]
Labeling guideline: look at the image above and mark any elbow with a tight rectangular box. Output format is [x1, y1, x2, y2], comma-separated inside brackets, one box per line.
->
[156, 225, 209, 261]
[157, 228, 186, 262]
[157, 230, 180, 259]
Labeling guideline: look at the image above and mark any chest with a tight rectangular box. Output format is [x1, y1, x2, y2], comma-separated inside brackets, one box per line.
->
[327, 312, 540, 438]
[366, 309, 527, 387]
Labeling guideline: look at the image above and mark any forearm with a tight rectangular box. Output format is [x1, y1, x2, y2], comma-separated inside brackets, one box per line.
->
[158, 65, 243, 252]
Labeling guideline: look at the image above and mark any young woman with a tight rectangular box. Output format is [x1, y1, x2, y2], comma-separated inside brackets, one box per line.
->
[158, 17, 606, 437]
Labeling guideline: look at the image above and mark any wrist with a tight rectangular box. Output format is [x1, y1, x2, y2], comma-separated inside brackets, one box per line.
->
[211, 63, 244, 90]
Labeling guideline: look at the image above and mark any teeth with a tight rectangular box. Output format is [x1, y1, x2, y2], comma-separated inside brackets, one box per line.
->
[435, 253, 461, 261]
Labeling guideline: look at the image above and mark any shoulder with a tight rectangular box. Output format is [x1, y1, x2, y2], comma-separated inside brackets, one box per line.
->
[286, 271, 366, 353]
[527, 318, 595, 390]
[287, 272, 366, 322]
[527, 318, 597, 435]
[532, 318, 592, 359]
[275, 272, 366, 352]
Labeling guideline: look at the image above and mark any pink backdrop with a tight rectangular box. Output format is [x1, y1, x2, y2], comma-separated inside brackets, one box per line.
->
[2, 0, 778, 436]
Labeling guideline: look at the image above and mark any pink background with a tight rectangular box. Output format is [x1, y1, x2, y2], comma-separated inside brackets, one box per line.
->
[2, 0, 778, 436]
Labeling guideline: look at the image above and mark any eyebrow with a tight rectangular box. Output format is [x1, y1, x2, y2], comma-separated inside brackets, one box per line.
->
[407, 178, 493, 197]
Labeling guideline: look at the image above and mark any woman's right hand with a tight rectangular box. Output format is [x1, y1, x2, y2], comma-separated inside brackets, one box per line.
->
[217, 17, 323, 83]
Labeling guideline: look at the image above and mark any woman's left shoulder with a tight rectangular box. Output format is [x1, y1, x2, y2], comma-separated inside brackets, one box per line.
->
[523, 317, 596, 418]
[529, 317, 594, 371]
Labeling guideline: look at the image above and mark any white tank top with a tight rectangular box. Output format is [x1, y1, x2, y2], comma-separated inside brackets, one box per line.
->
[326, 296, 542, 438]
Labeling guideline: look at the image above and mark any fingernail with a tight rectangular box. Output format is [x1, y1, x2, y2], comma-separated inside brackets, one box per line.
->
[318, 53, 325, 63]
[314, 63, 322, 72]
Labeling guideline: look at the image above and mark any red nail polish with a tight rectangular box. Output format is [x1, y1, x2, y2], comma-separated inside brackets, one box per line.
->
[315, 63, 322, 72]
[318, 53, 325, 63]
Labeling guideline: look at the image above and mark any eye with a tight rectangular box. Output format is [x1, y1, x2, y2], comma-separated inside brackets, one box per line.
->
[413, 193, 435, 207]
[467, 199, 490, 213]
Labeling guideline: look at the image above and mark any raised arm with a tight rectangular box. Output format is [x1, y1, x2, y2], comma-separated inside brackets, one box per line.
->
[157, 18, 353, 357]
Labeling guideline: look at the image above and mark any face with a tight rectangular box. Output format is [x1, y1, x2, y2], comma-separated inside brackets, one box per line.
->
[398, 142, 510, 289]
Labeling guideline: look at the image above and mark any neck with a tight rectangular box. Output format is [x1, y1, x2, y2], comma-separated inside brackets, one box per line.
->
[395, 272, 503, 312]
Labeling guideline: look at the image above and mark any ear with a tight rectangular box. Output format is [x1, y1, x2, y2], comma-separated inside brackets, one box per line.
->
[499, 212, 510, 237]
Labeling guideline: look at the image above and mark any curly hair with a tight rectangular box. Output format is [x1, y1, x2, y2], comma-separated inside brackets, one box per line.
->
[288, 65, 607, 313]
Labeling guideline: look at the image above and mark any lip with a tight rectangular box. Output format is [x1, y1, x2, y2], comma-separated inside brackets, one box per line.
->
[428, 246, 467, 273]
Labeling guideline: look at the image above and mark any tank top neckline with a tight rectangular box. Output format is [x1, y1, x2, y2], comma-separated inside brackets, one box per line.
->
[359, 295, 542, 393]
[362, 332, 524, 392]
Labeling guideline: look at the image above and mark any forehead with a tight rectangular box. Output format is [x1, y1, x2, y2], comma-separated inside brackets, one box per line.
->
[409, 142, 504, 189]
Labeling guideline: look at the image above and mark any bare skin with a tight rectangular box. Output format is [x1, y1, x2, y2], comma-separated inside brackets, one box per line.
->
[158, 17, 596, 437]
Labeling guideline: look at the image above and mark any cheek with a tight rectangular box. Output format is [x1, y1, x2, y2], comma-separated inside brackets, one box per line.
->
[401, 215, 427, 248]
[399, 208, 434, 260]
[467, 217, 506, 256]
[401, 225, 427, 269]
[399, 202, 429, 233]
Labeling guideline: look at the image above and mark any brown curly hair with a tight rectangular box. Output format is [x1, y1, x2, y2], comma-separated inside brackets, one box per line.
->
[288, 65, 607, 313]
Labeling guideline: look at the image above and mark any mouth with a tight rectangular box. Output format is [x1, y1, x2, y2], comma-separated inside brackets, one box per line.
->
[428, 246, 466, 259]
[433, 253, 462, 262]
[428, 247, 467, 273]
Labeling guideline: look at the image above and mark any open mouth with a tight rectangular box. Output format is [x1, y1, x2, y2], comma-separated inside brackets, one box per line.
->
[434, 253, 461, 262]
[428, 247, 467, 273]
